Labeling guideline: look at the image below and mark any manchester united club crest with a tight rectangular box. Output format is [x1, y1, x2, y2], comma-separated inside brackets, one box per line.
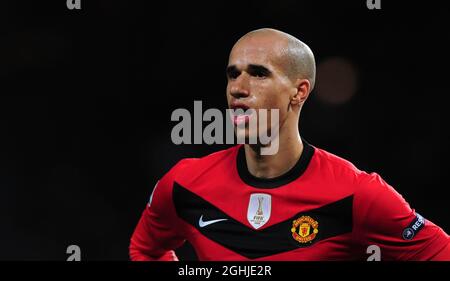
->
[291, 216, 319, 243]
[247, 193, 271, 229]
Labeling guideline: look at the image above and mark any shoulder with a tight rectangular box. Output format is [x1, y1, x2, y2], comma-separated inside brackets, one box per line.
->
[314, 146, 409, 215]
[311, 145, 394, 197]
[149, 145, 240, 205]
[313, 146, 361, 175]
[161, 145, 241, 185]
[312, 146, 367, 186]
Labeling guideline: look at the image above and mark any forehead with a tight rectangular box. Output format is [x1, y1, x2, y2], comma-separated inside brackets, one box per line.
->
[228, 35, 287, 69]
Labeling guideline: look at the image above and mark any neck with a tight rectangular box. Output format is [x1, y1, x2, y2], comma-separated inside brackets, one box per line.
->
[244, 123, 303, 179]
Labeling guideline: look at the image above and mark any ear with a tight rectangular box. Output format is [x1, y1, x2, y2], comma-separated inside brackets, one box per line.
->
[290, 79, 311, 106]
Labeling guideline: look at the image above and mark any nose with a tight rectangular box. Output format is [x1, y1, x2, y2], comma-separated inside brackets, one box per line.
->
[229, 73, 250, 99]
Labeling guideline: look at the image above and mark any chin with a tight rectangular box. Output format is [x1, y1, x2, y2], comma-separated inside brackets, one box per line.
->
[235, 129, 260, 144]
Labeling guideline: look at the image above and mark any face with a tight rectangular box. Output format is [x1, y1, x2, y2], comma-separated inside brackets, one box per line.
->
[226, 35, 298, 142]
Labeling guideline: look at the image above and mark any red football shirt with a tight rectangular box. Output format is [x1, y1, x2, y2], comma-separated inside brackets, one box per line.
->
[130, 142, 450, 260]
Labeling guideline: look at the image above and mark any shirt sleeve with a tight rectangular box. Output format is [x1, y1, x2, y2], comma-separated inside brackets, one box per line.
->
[354, 172, 450, 260]
[129, 161, 189, 261]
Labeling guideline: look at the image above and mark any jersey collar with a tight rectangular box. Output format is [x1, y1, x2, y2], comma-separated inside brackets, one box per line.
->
[236, 139, 315, 188]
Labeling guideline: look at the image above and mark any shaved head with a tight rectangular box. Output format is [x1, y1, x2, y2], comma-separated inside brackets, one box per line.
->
[232, 28, 316, 91]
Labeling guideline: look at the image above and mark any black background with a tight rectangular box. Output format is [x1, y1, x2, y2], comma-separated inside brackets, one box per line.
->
[1, 1, 449, 260]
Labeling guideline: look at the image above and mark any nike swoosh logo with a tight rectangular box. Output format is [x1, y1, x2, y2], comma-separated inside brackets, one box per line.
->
[198, 215, 228, 228]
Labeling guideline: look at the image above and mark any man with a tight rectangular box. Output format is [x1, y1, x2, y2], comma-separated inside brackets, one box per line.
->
[130, 28, 450, 260]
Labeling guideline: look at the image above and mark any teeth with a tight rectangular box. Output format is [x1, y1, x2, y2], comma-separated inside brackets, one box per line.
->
[233, 108, 249, 115]
[235, 115, 248, 122]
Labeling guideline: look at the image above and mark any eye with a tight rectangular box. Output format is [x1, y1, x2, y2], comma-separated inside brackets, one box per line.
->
[248, 65, 271, 78]
[226, 68, 240, 80]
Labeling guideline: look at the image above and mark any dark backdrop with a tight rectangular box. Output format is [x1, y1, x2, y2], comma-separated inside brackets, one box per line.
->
[1, 1, 449, 260]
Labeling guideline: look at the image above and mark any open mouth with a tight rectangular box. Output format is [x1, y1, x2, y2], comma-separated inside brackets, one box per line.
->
[229, 103, 253, 126]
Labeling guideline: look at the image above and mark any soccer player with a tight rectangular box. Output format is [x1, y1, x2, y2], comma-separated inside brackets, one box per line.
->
[129, 28, 450, 260]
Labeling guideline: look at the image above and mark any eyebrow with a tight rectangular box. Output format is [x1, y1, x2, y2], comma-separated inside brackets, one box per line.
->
[226, 64, 272, 77]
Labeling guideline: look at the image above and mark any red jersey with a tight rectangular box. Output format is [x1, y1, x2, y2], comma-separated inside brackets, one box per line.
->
[130, 141, 450, 260]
